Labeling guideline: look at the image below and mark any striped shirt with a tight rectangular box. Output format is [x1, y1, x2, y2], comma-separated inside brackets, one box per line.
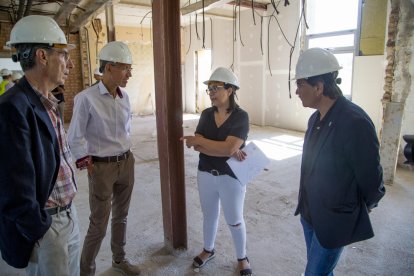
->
[32, 86, 77, 207]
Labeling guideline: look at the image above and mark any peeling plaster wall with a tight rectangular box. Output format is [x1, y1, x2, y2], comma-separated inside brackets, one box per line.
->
[381, 0, 414, 184]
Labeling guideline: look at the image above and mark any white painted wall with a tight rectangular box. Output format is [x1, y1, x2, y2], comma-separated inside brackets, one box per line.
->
[182, 18, 234, 114]
[351, 55, 385, 135]
[182, 3, 313, 132]
[181, 3, 392, 138]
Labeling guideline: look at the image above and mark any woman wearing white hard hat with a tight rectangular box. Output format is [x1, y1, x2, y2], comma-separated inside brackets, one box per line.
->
[0, 15, 79, 275]
[294, 48, 385, 276]
[182, 67, 252, 275]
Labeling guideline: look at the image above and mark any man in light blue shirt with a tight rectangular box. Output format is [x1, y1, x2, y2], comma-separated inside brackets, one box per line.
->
[68, 41, 140, 276]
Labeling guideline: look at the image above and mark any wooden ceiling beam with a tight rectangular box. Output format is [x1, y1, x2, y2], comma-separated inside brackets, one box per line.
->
[228, 0, 268, 11]
[181, 0, 232, 16]
[68, 0, 111, 33]
[54, 0, 83, 24]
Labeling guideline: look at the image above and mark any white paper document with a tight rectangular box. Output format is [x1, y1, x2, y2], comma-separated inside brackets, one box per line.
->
[227, 141, 270, 186]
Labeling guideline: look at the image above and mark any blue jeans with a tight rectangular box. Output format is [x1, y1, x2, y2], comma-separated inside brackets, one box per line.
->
[301, 217, 343, 276]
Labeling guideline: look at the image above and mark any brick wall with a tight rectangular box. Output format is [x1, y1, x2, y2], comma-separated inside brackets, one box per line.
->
[64, 31, 83, 123]
[0, 23, 12, 56]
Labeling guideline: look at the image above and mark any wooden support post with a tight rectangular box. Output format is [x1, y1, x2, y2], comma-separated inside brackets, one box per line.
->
[152, 0, 187, 249]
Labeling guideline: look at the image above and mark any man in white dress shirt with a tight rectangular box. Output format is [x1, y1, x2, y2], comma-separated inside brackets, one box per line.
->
[68, 41, 140, 276]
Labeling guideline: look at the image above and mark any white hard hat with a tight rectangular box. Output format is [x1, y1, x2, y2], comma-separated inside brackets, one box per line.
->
[93, 68, 102, 76]
[0, 69, 12, 76]
[203, 67, 240, 89]
[7, 15, 74, 49]
[12, 72, 23, 80]
[294, 48, 342, 80]
[99, 41, 132, 64]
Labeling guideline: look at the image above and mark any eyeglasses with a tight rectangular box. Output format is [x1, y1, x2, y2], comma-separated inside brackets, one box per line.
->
[205, 85, 224, 95]
[295, 81, 308, 88]
[111, 63, 133, 73]
[50, 48, 71, 62]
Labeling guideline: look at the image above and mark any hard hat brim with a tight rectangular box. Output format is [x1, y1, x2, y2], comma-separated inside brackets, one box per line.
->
[292, 67, 343, 80]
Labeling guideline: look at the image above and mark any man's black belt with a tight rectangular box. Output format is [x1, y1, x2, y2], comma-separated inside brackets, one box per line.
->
[92, 150, 130, 163]
[46, 202, 72, 216]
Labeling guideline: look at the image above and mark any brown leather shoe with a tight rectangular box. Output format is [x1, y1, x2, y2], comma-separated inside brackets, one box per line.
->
[112, 259, 141, 275]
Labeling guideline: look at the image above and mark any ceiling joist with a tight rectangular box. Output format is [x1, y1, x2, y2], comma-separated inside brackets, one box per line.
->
[228, 1, 268, 11]
[68, 0, 111, 33]
[54, 0, 83, 24]
[181, 0, 232, 16]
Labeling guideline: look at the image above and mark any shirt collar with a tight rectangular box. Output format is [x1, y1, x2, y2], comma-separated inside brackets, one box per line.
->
[98, 81, 124, 98]
[29, 83, 59, 110]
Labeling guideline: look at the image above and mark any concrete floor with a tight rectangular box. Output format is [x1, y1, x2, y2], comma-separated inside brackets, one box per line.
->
[2, 114, 414, 276]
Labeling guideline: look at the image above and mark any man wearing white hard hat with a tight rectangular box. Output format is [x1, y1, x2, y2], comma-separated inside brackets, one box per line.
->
[0, 15, 79, 275]
[293, 48, 385, 275]
[92, 68, 103, 85]
[0, 68, 14, 95]
[68, 41, 140, 276]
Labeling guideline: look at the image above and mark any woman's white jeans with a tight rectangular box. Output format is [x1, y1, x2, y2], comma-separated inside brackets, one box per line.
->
[197, 170, 247, 259]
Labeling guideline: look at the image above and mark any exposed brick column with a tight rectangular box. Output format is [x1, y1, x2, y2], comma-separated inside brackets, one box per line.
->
[380, 0, 414, 184]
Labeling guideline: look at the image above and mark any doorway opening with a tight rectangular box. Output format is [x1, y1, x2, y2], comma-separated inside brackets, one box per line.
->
[195, 49, 212, 113]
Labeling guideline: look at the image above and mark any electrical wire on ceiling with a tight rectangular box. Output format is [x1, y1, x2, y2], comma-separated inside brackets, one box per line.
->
[238, 0, 245, 47]
[251, 0, 256, 25]
[181, 0, 307, 85]
[230, 4, 237, 72]
[270, 0, 280, 14]
[210, 17, 213, 69]
[66, 12, 72, 44]
[139, 10, 152, 44]
[186, 14, 192, 55]
[233, 4, 237, 43]
[248, 0, 308, 98]
[260, 16, 264, 55]
[202, 0, 205, 48]
[24, 0, 33, 16]
[195, 13, 200, 40]
[91, 17, 102, 64]
[287, 0, 308, 98]
[183, 0, 212, 56]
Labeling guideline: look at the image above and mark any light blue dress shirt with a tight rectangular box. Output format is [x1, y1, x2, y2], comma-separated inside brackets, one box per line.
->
[67, 81, 132, 160]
